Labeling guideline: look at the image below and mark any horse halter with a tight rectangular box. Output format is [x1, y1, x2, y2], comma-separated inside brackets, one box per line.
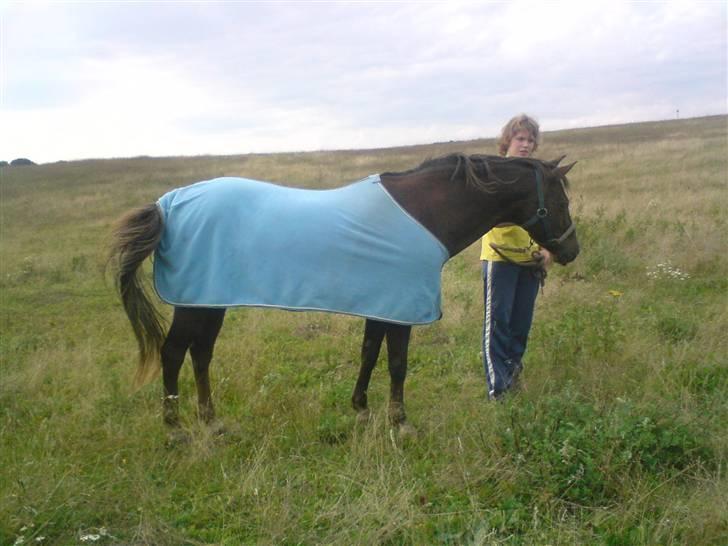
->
[520, 167, 576, 248]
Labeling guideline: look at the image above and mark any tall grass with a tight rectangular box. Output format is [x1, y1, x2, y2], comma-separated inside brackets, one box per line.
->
[1, 115, 726, 544]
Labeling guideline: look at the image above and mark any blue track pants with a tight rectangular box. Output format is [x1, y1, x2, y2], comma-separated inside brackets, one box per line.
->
[482, 260, 540, 399]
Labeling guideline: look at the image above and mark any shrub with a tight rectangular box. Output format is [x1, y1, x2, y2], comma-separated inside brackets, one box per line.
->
[10, 158, 36, 166]
[499, 389, 713, 506]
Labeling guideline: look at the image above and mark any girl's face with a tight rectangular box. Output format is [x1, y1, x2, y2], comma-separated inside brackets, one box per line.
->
[506, 129, 536, 158]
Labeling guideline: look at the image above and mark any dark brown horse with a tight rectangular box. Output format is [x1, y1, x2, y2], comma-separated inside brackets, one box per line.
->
[108, 154, 578, 432]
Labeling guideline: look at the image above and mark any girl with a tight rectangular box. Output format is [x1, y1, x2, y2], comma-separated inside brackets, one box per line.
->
[481, 114, 552, 400]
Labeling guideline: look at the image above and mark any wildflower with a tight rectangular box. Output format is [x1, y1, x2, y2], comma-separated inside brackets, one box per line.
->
[646, 261, 690, 281]
[79, 528, 110, 542]
[608, 290, 623, 298]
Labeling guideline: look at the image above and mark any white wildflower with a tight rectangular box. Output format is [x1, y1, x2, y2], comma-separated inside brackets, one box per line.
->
[646, 261, 690, 281]
[80, 527, 112, 542]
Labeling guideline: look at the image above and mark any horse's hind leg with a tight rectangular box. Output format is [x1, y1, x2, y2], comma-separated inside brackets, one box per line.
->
[189, 308, 226, 424]
[385, 324, 412, 428]
[352, 319, 387, 419]
[161, 308, 195, 427]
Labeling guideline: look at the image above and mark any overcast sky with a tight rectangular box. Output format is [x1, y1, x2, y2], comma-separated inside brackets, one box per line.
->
[1, 1, 726, 164]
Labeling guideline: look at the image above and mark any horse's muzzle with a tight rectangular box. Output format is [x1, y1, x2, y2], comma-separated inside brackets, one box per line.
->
[555, 243, 580, 265]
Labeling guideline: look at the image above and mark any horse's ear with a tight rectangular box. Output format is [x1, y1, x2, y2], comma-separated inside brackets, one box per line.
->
[555, 161, 577, 177]
[548, 155, 568, 167]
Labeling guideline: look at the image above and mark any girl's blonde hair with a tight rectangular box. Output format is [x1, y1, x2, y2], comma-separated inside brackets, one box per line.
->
[497, 114, 540, 157]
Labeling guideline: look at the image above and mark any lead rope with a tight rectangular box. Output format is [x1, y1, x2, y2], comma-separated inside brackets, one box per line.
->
[489, 242, 547, 289]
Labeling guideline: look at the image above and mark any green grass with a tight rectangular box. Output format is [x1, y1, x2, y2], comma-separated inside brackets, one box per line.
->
[1, 115, 727, 545]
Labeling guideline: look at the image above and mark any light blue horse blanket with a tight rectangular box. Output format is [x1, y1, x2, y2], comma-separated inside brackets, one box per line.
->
[154, 175, 449, 324]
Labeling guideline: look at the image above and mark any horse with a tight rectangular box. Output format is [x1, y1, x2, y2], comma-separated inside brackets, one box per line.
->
[108, 153, 579, 433]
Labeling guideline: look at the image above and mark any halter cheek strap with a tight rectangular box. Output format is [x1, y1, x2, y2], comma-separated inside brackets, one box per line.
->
[520, 168, 574, 247]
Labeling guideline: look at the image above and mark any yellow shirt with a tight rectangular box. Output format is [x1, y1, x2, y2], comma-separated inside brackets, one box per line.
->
[480, 225, 540, 262]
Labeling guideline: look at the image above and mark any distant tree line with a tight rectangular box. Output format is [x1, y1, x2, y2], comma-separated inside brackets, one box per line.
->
[0, 158, 37, 167]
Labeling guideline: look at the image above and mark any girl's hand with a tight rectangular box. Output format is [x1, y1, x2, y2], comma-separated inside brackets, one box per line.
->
[534, 248, 554, 268]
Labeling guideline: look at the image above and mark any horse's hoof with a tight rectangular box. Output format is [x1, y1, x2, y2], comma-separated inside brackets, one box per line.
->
[165, 428, 191, 447]
[397, 422, 417, 439]
[355, 409, 371, 425]
[206, 420, 227, 436]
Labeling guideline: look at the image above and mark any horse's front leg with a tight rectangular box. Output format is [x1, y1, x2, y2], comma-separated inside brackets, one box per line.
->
[385, 323, 412, 429]
[352, 319, 387, 420]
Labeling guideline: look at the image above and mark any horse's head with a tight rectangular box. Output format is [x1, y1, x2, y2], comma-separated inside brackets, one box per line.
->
[519, 156, 580, 265]
[463, 154, 579, 265]
[380, 153, 579, 262]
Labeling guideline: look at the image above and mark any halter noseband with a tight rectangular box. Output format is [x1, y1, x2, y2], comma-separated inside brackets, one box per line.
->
[520, 168, 575, 247]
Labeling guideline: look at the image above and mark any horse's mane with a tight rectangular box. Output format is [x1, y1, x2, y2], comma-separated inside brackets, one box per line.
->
[485, 155, 572, 190]
[382, 153, 555, 194]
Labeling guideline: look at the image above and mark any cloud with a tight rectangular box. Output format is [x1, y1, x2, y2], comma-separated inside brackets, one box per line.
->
[1, 1, 725, 163]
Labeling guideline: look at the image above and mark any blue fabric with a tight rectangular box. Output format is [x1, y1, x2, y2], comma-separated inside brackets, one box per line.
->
[481, 260, 540, 397]
[154, 175, 449, 324]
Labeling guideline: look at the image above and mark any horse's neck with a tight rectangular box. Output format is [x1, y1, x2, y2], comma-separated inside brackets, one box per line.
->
[381, 170, 526, 257]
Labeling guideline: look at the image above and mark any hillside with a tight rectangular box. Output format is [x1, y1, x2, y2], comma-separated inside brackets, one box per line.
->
[1, 115, 726, 545]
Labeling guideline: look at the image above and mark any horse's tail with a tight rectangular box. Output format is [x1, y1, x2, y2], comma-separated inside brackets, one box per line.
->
[108, 203, 166, 388]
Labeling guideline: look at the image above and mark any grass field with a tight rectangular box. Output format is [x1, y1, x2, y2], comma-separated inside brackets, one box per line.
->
[1, 115, 726, 545]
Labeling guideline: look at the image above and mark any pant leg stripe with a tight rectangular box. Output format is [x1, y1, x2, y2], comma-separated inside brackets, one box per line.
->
[483, 260, 496, 397]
